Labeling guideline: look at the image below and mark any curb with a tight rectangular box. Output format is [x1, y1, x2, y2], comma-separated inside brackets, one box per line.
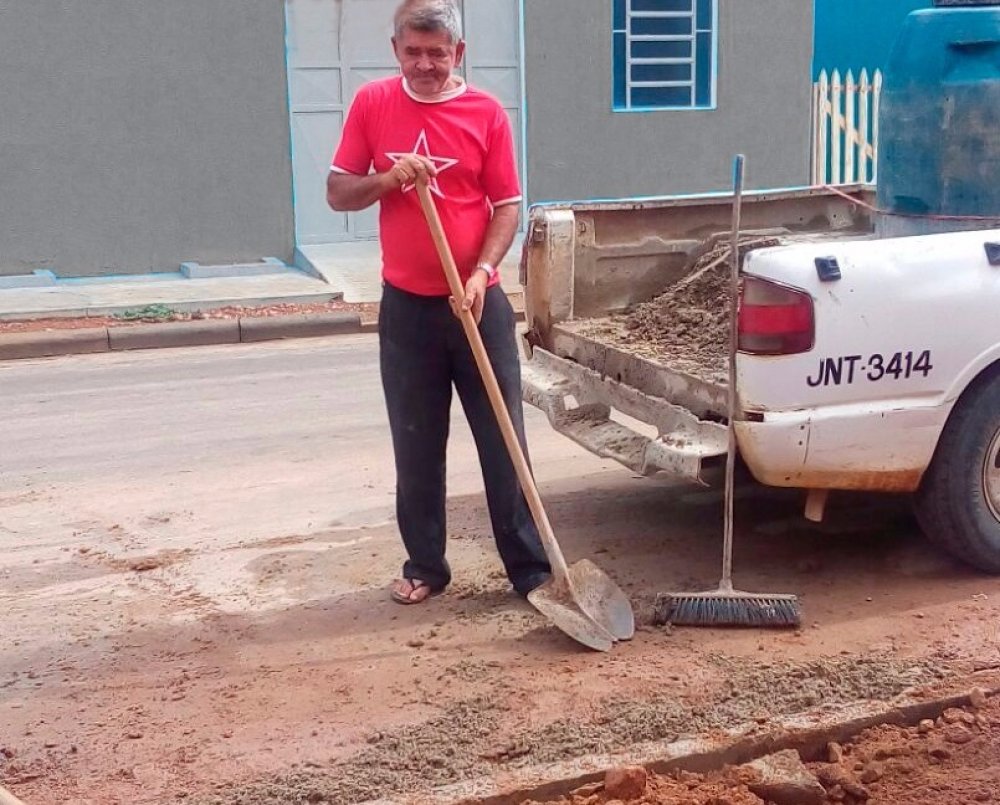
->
[0, 311, 364, 362]
[361, 675, 1000, 805]
[240, 312, 363, 343]
[0, 328, 110, 361]
[109, 319, 241, 351]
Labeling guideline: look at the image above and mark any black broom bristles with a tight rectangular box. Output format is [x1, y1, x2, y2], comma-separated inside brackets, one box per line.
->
[654, 591, 801, 628]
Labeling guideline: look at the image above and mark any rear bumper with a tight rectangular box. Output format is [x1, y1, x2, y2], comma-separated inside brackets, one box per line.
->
[521, 348, 727, 482]
[736, 403, 949, 493]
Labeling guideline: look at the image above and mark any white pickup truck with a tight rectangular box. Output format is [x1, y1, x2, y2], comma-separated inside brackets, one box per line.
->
[519, 185, 1000, 572]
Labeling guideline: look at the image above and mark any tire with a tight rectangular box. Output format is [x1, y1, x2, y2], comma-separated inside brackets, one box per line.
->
[915, 371, 1000, 573]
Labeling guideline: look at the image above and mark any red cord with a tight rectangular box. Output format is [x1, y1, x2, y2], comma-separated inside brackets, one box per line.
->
[823, 184, 1000, 223]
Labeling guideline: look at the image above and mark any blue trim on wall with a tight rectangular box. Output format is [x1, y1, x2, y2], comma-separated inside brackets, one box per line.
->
[518, 0, 530, 213]
[283, 1, 301, 249]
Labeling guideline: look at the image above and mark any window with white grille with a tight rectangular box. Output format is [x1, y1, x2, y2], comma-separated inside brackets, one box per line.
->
[613, 0, 718, 111]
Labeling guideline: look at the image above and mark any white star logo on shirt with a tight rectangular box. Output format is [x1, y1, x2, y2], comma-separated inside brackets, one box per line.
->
[385, 129, 459, 199]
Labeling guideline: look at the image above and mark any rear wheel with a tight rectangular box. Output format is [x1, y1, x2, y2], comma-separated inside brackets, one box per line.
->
[915, 372, 1000, 573]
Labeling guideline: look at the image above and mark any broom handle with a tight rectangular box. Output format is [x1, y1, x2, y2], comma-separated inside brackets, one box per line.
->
[722, 155, 746, 592]
[415, 181, 572, 582]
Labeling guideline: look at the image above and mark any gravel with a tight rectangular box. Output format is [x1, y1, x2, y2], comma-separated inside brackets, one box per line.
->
[194, 654, 946, 805]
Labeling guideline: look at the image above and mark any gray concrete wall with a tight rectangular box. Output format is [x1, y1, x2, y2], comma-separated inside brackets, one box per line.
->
[0, 1, 294, 277]
[523, 0, 814, 203]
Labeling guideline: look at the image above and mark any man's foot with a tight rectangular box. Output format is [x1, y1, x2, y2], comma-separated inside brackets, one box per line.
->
[389, 578, 440, 605]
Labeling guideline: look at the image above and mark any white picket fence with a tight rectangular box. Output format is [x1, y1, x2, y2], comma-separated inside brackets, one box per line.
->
[812, 68, 883, 185]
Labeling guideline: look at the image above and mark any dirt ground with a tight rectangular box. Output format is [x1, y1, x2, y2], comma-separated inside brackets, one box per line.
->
[4, 480, 1000, 805]
[0, 299, 380, 333]
[2, 340, 1000, 805]
[527, 693, 1000, 805]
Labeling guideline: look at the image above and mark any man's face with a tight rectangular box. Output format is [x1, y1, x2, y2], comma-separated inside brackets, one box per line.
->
[393, 27, 465, 97]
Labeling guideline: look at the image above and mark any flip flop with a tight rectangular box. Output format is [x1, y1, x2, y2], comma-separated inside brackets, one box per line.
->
[389, 578, 441, 606]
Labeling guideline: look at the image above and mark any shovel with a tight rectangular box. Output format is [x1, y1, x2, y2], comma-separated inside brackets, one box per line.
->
[416, 180, 634, 651]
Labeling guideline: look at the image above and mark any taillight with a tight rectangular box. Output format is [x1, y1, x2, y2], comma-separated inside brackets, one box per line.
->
[738, 276, 815, 355]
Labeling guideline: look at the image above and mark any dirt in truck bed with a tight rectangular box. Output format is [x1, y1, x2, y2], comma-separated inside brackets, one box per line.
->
[580, 238, 780, 385]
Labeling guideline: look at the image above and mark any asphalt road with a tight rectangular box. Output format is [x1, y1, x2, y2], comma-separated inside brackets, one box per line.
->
[0, 334, 613, 553]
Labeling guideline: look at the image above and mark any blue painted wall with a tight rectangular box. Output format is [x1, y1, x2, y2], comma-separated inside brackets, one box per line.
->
[813, 0, 932, 77]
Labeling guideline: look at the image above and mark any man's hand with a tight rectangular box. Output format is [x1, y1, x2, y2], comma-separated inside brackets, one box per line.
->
[450, 269, 489, 325]
[388, 154, 438, 187]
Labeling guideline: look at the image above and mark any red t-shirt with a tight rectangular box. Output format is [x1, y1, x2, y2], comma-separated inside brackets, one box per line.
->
[331, 76, 522, 297]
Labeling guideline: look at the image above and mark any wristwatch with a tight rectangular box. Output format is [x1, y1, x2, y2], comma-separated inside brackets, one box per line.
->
[476, 261, 496, 280]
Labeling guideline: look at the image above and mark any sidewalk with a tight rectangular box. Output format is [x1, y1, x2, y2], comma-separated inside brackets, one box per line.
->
[0, 261, 340, 321]
[0, 243, 527, 360]
[0, 242, 524, 321]
[297, 240, 524, 303]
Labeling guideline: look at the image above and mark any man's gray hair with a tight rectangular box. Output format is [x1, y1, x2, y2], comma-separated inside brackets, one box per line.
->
[394, 0, 464, 43]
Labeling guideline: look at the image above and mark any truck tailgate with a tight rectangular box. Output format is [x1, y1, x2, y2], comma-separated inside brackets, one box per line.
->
[522, 325, 728, 482]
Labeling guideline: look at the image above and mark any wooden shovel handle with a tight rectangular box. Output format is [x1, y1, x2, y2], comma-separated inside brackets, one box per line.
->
[415, 181, 570, 581]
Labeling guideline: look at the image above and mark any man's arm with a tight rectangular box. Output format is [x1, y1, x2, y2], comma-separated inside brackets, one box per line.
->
[478, 204, 520, 270]
[458, 204, 520, 323]
[326, 171, 396, 212]
[327, 155, 438, 212]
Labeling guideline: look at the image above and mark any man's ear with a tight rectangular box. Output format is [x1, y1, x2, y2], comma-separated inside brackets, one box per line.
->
[455, 40, 466, 67]
[391, 36, 400, 58]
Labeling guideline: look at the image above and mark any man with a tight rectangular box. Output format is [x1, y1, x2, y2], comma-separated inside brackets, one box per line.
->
[327, 0, 551, 605]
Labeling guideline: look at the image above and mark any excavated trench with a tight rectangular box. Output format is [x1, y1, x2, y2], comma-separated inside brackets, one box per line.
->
[520, 688, 1000, 805]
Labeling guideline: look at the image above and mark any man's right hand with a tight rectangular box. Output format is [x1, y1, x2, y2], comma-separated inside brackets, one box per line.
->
[386, 154, 438, 188]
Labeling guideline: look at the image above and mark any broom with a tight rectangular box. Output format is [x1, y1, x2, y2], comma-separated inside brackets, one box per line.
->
[656, 155, 801, 629]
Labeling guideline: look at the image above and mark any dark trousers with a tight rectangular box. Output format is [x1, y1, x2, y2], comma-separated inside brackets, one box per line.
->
[379, 281, 551, 596]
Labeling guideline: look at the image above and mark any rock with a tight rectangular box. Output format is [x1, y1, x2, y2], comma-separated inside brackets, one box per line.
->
[125, 731, 143, 740]
[974, 792, 991, 803]
[604, 766, 648, 800]
[744, 749, 825, 805]
[406, 639, 424, 649]
[929, 745, 952, 760]
[918, 719, 935, 734]
[843, 781, 871, 801]
[827, 741, 845, 763]
[828, 784, 847, 801]
[816, 765, 854, 789]
[943, 708, 964, 724]
[873, 744, 907, 760]
[860, 763, 884, 784]
[944, 725, 974, 745]
[961, 712, 977, 726]
[970, 687, 988, 709]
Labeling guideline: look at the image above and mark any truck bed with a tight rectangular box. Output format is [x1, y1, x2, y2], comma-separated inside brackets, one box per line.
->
[520, 185, 877, 482]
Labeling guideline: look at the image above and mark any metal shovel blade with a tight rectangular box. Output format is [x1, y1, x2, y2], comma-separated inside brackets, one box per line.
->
[527, 560, 635, 651]
[528, 580, 616, 652]
[566, 558, 635, 641]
